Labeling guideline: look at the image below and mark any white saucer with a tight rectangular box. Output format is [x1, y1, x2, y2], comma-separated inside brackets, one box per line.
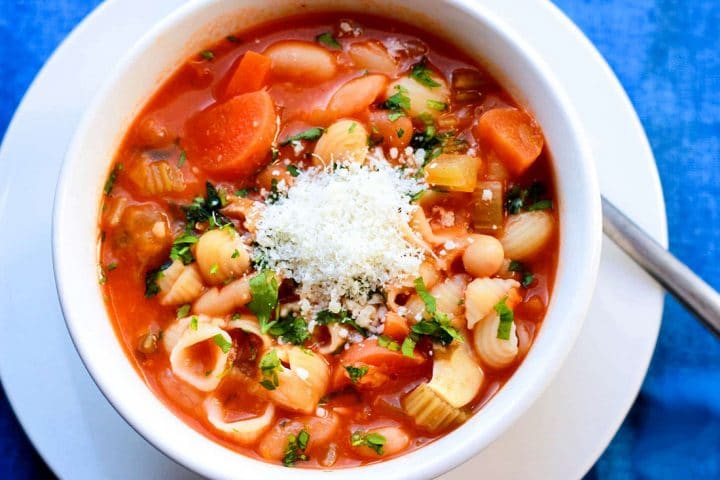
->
[0, 1, 666, 478]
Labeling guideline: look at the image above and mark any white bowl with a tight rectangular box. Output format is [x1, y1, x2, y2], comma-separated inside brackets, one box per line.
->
[53, 0, 602, 478]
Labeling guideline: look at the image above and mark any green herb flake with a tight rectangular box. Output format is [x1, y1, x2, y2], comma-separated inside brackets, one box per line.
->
[283, 428, 311, 466]
[348, 122, 357, 133]
[259, 349, 281, 390]
[178, 149, 187, 167]
[350, 430, 386, 455]
[377, 335, 400, 352]
[409, 190, 425, 202]
[410, 59, 441, 88]
[170, 233, 199, 265]
[396, 128, 405, 138]
[388, 111, 404, 122]
[226, 35, 240, 43]
[200, 50, 215, 61]
[212, 333, 232, 353]
[427, 99, 448, 111]
[411, 277, 464, 345]
[209, 263, 219, 275]
[144, 262, 171, 298]
[345, 365, 369, 384]
[183, 182, 233, 230]
[268, 313, 311, 345]
[384, 85, 411, 112]
[231, 249, 240, 259]
[287, 164, 300, 177]
[527, 199, 553, 211]
[177, 304, 191, 318]
[103, 163, 123, 195]
[494, 297, 514, 340]
[271, 147, 280, 161]
[248, 270, 280, 333]
[414, 277, 437, 314]
[315, 310, 368, 337]
[235, 188, 249, 198]
[316, 32, 341, 49]
[401, 336, 416, 358]
[106, 262, 118, 271]
[280, 127, 324, 146]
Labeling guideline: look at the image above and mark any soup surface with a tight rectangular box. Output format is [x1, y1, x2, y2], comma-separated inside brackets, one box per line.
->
[99, 13, 558, 468]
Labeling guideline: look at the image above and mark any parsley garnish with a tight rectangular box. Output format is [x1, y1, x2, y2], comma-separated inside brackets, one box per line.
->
[315, 310, 368, 337]
[235, 188, 249, 197]
[377, 335, 400, 352]
[178, 149, 186, 167]
[396, 128, 405, 138]
[144, 261, 171, 298]
[259, 349, 281, 390]
[509, 260, 535, 288]
[279, 127, 324, 146]
[103, 163, 123, 195]
[286, 164, 300, 177]
[348, 122, 357, 133]
[410, 58, 441, 88]
[226, 35, 240, 43]
[106, 262, 118, 271]
[350, 431, 386, 455]
[213, 334, 232, 353]
[494, 297, 514, 340]
[176, 304, 191, 318]
[384, 85, 411, 112]
[388, 111, 404, 122]
[200, 50, 215, 60]
[401, 336, 416, 357]
[527, 199, 553, 211]
[345, 365, 369, 384]
[170, 233, 198, 265]
[427, 99, 447, 111]
[247, 270, 279, 333]
[407, 277, 464, 350]
[268, 313, 310, 345]
[190, 315, 198, 330]
[316, 32, 341, 49]
[183, 182, 232, 229]
[506, 181, 551, 214]
[283, 429, 310, 466]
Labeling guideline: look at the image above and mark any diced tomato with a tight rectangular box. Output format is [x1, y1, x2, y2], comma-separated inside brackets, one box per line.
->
[183, 90, 277, 176]
[473, 108, 544, 175]
[224, 51, 272, 98]
[382, 312, 410, 340]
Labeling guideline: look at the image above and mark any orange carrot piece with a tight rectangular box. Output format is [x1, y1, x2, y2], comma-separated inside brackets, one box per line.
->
[224, 51, 271, 98]
[184, 90, 277, 176]
[382, 311, 410, 340]
[474, 108, 544, 175]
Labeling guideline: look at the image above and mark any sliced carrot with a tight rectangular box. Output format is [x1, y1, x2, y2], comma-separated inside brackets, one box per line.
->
[184, 90, 277, 176]
[224, 51, 272, 98]
[382, 312, 410, 340]
[368, 110, 412, 150]
[473, 108, 544, 175]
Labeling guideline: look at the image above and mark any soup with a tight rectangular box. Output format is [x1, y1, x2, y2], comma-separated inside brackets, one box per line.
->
[98, 13, 557, 468]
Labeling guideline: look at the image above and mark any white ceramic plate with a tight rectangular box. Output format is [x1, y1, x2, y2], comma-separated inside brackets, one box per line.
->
[0, 0, 666, 479]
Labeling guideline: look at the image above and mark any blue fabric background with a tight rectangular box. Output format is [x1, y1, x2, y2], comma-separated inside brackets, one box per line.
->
[1, 1, 718, 478]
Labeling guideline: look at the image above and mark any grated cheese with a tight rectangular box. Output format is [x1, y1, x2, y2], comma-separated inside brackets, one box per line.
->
[254, 160, 424, 313]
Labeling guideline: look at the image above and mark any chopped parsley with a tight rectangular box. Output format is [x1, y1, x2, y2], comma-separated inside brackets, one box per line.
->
[231, 249, 240, 259]
[267, 313, 310, 345]
[183, 182, 232, 229]
[226, 35, 240, 43]
[350, 431, 386, 455]
[410, 59, 441, 88]
[267, 178, 284, 204]
[178, 149, 186, 167]
[170, 233, 198, 265]
[494, 297, 514, 340]
[271, 147, 280, 160]
[348, 122, 357, 133]
[345, 365, 369, 384]
[396, 128, 405, 138]
[315, 310, 368, 337]
[388, 111, 404, 122]
[316, 32, 341, 49]
[235, 188, 250, 197]
[213, 334, 232, 353]
[282, 429, 310, 466]
[508, 260, 535, 288]
[144, 261, 171, 298]
[286, 164, 300, 177]
[279, 127, 324, 146]
[401, 336, 416, 357]
[377, 335, 400, 352]
[209, 263, 219, 275]
[404, 277, 464, 353]
[247, 270, 279, 333]
[409, 189, 425, 202]
[427, 99, 448, 111]
[259, 349, 281, 390]
[103, 163, 123, 195]
[383, 84, 411, 113]
[190, 315, 198, 330]
[106, 262, 118, 271]
[176, 304, 191, 318]
[506, 181, 552, 214]
[199, 50, 215, 60]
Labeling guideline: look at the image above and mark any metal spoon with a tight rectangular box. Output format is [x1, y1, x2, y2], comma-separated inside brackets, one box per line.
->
[602, 196, 720, 336]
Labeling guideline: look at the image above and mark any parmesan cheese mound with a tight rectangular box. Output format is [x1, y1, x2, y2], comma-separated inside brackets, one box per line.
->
[254, 160, 424, 315]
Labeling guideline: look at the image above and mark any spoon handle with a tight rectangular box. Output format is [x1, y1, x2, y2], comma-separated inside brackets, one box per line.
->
[601, 196, 720, 336]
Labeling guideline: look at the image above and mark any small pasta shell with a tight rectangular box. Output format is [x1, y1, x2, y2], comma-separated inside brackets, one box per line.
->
[473, 312, 519, 370]
[326, 74, 387, 120]
[205, 398, 275, 444]
[386, 74, 450, 119]
[162, 314, 224, 352]
[500, 211, 554, 261]
[227, 315, 273, 350]
[169, 323, 231, 391]
[222, 197, 264, 233]
[159, 261, 204, 306]
[195, 229, 250, 285]
[313, 119, 368, 165]
[128, 159, 185, 195]
[317, 323, 348, 355]
[264, 40, 336, 82]
[103, 195, 127, 227]
[193, 276, 251, 317]
[427, 343, 484, 408]
[431, 274, 469, 320]
[464, 277, 520, 329]
[348, 40, 398, 75]
[419, 260, 440, 289]
[402, 382, 467, 433]
[268, 346, 330, 414]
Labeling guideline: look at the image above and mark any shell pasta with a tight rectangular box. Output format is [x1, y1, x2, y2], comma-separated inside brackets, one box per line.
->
[98, 13, 558, 469]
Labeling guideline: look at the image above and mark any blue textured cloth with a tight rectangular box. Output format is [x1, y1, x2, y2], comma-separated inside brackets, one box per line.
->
[1, 1, 718, 478]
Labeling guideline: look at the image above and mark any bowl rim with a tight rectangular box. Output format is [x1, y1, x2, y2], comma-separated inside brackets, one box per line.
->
[53, 0, 602, 478]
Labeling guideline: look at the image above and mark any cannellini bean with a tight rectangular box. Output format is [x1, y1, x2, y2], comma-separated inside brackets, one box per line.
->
[327, 74, 387, 120]
[347, 40, 398, 75]
[265, 40, 337, 82]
